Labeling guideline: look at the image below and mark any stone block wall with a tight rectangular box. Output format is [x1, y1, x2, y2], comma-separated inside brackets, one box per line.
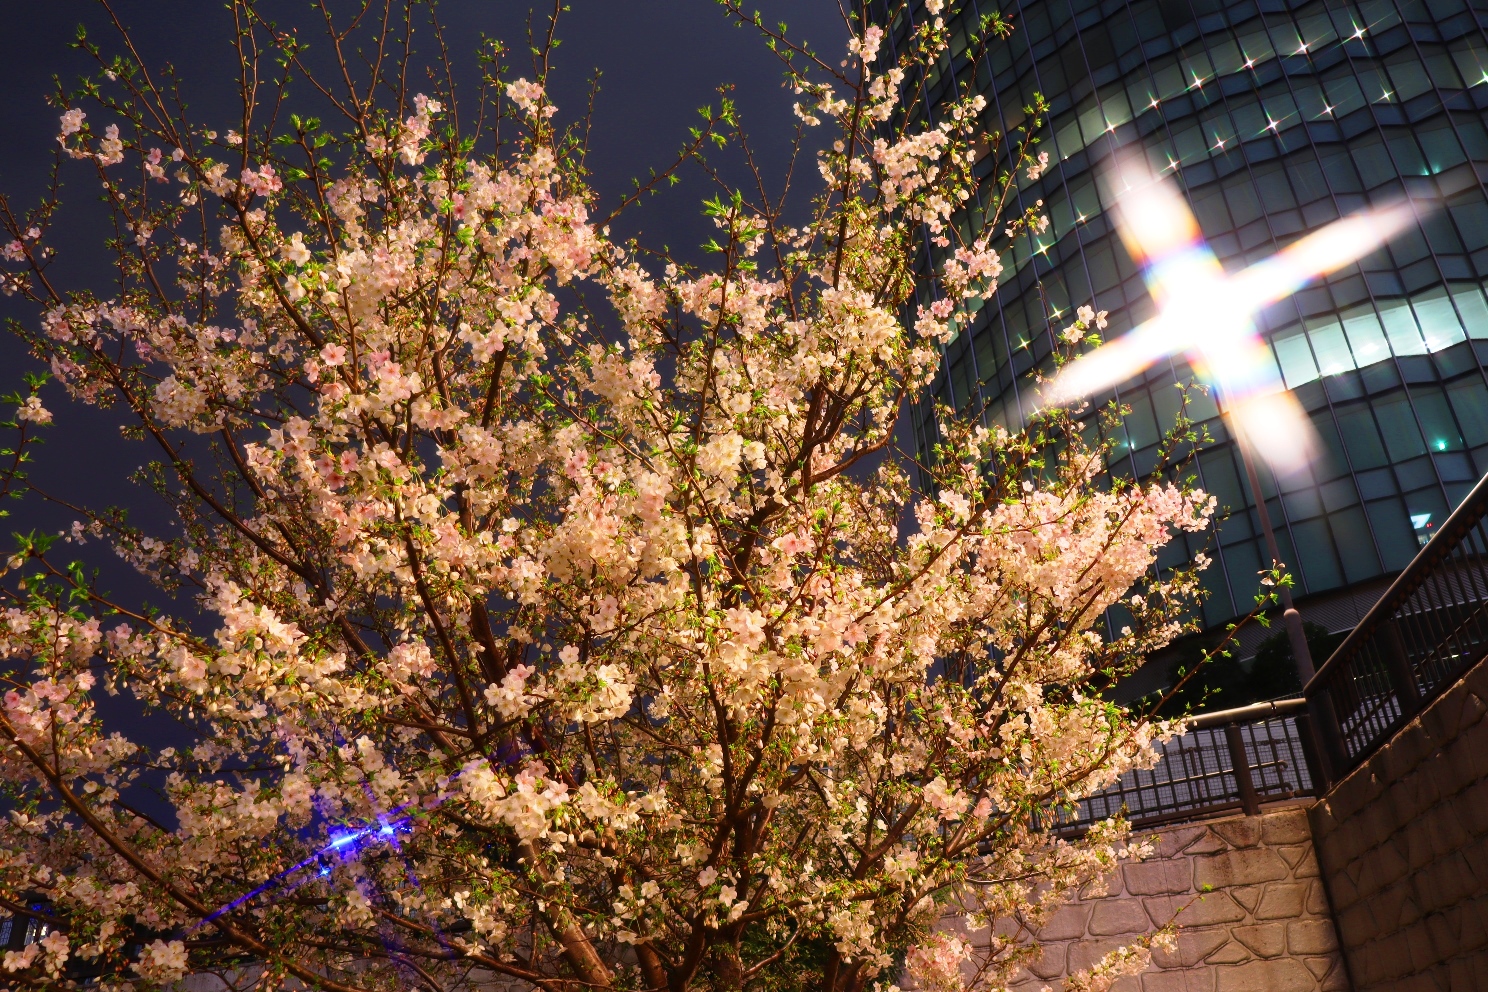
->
[1308, 652, 1488, 990]
[1006, 804, 1348, 992]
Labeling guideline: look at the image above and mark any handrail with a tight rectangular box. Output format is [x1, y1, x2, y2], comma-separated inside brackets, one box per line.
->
[1186, 697, 1307, 729]
[1302, 469, 1488, 780]
[1066, 463, 1488, 820]
[1060, 699, 1316, 831]
[1305, 469, 1488, 692]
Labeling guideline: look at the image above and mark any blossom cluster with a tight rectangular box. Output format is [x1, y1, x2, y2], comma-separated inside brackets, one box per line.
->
[0, 4, 1217, 991]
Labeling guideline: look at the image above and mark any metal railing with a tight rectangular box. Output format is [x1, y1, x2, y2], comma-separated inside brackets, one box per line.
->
[1304, 472, 1488, 782]
[1058, 698, 1318, 832]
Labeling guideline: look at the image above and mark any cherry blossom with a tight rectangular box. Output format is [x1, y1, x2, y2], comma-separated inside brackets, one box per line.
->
[13, 395, 51, 425]
[0, 3, 1223, 991]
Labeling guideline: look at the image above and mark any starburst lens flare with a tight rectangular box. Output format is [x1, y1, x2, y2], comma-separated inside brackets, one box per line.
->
[1043, 152, 1421, 474]
[191, 808, 418, 931]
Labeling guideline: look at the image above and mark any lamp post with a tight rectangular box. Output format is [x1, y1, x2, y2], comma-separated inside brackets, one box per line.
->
[1228, 407, 1341, 794]
[1231, 417, 1316, 683]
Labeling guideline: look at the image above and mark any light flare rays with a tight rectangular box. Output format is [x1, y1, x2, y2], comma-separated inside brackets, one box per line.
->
[189, 741, 490, 937]
[1043, 152, 1420, 474]
[189, 803, 422, 932]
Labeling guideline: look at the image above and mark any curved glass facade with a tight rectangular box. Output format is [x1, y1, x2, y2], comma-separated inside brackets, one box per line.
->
[881, 0, 1488, 629]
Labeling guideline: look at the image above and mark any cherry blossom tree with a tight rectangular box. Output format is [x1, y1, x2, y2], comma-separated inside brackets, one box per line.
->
[0, 1, 1215, 990]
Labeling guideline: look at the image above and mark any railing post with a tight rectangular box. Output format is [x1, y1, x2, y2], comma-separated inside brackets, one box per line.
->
[1306, 691, 1348, 785]
[1383, 620, 1424, 721]
[1225, 722, 1261, 816]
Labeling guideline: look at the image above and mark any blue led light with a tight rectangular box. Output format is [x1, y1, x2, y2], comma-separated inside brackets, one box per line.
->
[329, 831, 364, 849]
[192, 777, 467, 932]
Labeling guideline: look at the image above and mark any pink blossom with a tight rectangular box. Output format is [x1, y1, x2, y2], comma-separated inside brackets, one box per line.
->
[57, 108, 85, 137]
[905, 933, 970, 992]
[847, 25, 884, 64]
[1, 11, 1219, 990]
[96, 124, 124, 166]
[15, 395, 51, 425]
[506, 78, 545, 115]
[240, 163, 282, 197]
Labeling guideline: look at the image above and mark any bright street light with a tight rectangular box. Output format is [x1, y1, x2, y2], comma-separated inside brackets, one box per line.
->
[1044, 153, 1419, 475]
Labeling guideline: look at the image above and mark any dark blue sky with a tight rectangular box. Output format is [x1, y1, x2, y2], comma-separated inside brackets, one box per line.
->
[0, 1, 847, 762]
[0, 0, 846, 560]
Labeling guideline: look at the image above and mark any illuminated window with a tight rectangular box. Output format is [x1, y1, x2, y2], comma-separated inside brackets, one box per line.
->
[1379, 299, 1429, 357]
[1308, 319, 1355, 376]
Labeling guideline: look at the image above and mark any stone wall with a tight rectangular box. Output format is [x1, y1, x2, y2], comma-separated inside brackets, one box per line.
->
[1308, 652, 1488, 990]
[1007, 803, 1348, 992]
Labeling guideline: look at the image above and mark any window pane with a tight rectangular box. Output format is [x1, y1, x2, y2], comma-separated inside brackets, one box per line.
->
[1199, 447, 1247, 516]
[1451, 285, 1488, 339]
[1373, 392, 1428, 461]
[1411, 387, 1464, 451]
[1311, 412, 1352, 480]
[1308, 318, 1355, 376]
[1055, 120, 1083, 160]
[1331, 506, 1381, 582]
[1102, 89, 1133, 129]
[1288, 155, 1330, 204]
[1254, 164, 1296, 208]
[1323, 73, 1367, 117]
[1335, 403, 1389, 469]
[1366, 498, 1419, 570]
[1292, 518, 1342, 591]
[1413, 289, 1466, 351]
[1386, 55, 1432, 102]
[1353, 137, 1396, 188]
[1404, 489, 1450, 548]
[1343, 307, 1391, 365]
[1446, 378, 1488, 447]
[1124, 392, 1161, 449]
[1379, 299, 1428, 356]
[1224, 181, 1264, 227]
[1424, 51, 1463, 90]
[1222, 540, 1264, 606]
[1420, 125, 1466, 174]
[1273, 326, 1319, 387]
[1192, 187, 1231, 231]
[1185, 381, 1221, 422]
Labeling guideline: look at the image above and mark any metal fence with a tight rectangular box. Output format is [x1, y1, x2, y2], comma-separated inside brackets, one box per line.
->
[1304, 471, 1488, 782]
[0, 899, 52, 958]
[1058, 698, 1318, 832]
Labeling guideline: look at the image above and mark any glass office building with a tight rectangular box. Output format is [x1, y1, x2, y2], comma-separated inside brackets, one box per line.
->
[877, 0, 1488, 634]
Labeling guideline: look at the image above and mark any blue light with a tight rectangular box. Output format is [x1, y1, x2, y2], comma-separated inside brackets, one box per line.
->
[191, 790, 449, 931]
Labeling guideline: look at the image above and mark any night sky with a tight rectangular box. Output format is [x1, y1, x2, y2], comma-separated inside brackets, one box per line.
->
[0, 0, 846, 757]
[0, 0, 846, 585]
